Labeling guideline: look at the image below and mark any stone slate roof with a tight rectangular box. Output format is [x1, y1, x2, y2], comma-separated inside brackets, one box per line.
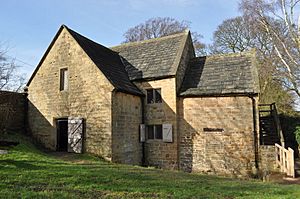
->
[27, 25, 143, 96]
[65, 26, 143, 96]
[111, 31, 188, 81]
[180, 51, 259, 96]
[28, 25, 259, 97]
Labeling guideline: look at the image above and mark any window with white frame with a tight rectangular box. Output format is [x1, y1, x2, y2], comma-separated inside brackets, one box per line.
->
[146, 124, 162, 140]
[60, 68, 68, 91]
[146, 88, 162, 104]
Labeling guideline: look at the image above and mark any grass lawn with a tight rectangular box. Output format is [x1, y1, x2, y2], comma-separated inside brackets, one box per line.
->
[0, 133, 299, 198]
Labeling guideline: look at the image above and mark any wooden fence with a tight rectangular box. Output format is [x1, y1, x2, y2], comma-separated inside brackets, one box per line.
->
[275, 143, 295, 178]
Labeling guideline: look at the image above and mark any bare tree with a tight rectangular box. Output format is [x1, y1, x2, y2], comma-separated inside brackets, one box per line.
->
[240, 0, 300, 98]
[210, 16, 278, 55]
[210, 17, 254, 53]
[210, 15, 296, 112]
[123, 17, 207, 56]
[0, 45, 25, 92]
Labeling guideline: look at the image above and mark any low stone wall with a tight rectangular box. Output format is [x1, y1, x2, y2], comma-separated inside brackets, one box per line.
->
[0, 91, 27, 132]
[258, 145, 278, 172]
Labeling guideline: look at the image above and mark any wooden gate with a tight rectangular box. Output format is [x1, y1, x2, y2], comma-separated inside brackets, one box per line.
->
[275, 143, 295, 178]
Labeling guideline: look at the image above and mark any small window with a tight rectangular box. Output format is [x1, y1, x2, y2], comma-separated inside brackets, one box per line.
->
[147, 124, 162, 140]
[154, 89, 162, 103]
[147, 90, 154, 104]
[146, 88, 162, 104]
[203, 128, 224, 133]
[155, 125, 162, 139]
[60, 68, 68, 91]
[147, 125, 154, 139]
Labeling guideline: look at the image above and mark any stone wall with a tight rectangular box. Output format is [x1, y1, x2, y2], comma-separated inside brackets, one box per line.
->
[27, 27, 114, 160]
[258, 145, 278, 172]
[179, 96, 257, 177]
[112, 91, 142, 165]
[135, 78, 178, 169]
[0, 91, 26, 132]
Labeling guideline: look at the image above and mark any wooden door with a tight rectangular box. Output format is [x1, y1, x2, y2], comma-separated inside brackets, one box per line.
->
[67, 117, 84, 153]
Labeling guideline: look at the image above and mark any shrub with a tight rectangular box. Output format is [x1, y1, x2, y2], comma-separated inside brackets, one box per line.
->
[294, 126, 300, 145]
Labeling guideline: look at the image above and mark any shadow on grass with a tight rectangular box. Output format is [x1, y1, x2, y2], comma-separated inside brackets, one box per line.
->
[0, 159, 45, 170]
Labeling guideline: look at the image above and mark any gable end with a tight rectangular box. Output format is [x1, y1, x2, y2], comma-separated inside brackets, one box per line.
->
[27, 25, 66, 87]
[27, 25, 143, 97]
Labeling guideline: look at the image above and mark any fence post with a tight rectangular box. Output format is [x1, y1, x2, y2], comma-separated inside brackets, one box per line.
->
[286, 149, 290, 175]
[288, 148, 295, 178]
[275, 145, 278, 166]
[281, 146, 284, 172]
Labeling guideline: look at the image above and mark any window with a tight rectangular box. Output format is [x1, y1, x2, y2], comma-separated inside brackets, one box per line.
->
[60, 68, 68, 91]
[146, 124, 162, 140]
[203, 128, 224, 133]
[146, 88, 162, 104]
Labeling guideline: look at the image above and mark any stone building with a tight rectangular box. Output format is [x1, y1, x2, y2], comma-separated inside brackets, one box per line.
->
[27, 25, 261, 176]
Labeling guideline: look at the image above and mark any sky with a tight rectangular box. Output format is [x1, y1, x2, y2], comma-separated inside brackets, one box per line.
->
[0, 0, 241, 78]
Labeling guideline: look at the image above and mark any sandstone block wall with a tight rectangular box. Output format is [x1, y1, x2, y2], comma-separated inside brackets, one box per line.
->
[135, 78, 178, 169]
[259, 145, 278, 172]
[179, 96, 257, 176]
[27, 28, 113, 160]
[112, 92, 142, 165]
[0, 91, 26, 132]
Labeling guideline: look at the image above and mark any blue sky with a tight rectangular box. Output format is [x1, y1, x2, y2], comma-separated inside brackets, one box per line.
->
[0, 0, 240, 77]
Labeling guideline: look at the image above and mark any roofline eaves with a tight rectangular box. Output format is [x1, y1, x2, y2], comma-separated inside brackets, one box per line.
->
[178, 92, 259, 98]
[131, 75, 175, 82]
[110, 31, 189, 49]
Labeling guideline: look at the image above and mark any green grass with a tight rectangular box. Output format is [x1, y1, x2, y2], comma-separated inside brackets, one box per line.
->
[0, 133, 299, 199]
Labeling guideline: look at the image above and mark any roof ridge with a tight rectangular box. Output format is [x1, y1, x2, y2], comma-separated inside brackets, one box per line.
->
[110, 30, 189, 49]
[64, 25, 120, 56]
[192, 50, 256, 61]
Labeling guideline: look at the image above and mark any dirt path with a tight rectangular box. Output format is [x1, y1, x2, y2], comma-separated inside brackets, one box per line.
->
[46, 151, 97, 164]
[269, 173, 300, 185]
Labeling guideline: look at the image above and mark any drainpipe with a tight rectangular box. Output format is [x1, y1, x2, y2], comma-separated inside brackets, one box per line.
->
[23, 87, 29, 135]
[250, 95, 259, 170]
[141, 97, 146, 166]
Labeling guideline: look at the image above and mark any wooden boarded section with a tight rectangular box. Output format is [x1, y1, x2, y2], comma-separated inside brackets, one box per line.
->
[68, 117, 84, 153]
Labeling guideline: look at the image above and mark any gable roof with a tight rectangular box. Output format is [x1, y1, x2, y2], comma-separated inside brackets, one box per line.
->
[179, 51, 260, 97]
[111, 31, 190, 81]
[65, 26, 143, 96]
[27, 25, 143, 96]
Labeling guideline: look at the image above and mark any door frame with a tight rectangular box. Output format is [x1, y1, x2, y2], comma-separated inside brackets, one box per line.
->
[56, 117, 68, 151]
